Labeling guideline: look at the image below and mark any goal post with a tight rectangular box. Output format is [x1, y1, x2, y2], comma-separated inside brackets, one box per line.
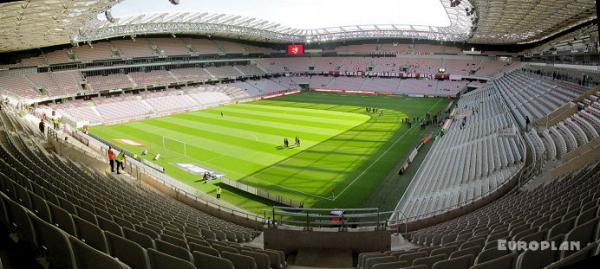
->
[161, 136, 188, 157]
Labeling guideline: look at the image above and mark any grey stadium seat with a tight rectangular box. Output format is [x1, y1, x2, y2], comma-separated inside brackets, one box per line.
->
[450, 246, 480, 259]
[105, 231, 151, 269]
[471, 252, 517, 269]
[193, 251, 234, 269]
[69, 236, 130, 269]
[73, 215, 109, 253]
[543, 242, 597, 269]
[213, 244, 239, 255]
[5, 197, 37, 246]
[365, 255, 396, 269]
[261, 249, 283, 269]
[398, 251, 428, 264]
[359, 252, 387, 269]
[431, 245, 457, 256]
[516, 247, 557, 269]
[432, 254, 474, 269]
[123, 227, 155, 249]
[241, 250, 270, 269]
[412, 253, 447, 268]
[97, 215, 123, 236]
[475, 247, 511, 264]
[561, 217, 599, 258]
[372, 260, 409, 269]
[190, 242, 220, 257]
[155, 239, 193, 262]
[147, 248, 195, 269]
[222, 251, 257, 269]
[29, 212, 76, 269]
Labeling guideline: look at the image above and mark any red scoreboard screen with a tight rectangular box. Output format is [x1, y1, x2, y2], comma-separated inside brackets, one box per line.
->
[287, 44, 304, 55]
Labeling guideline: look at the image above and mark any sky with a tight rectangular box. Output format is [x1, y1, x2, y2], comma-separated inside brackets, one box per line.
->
[107, 0, 451, 29]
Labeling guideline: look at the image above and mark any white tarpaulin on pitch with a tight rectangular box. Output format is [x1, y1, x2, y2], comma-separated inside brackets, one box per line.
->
[174, 163, 223, 178]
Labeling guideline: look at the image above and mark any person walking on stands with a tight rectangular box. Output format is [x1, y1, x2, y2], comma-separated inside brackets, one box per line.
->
[116, 151, 125, 174]
[38, 120, 45, 135]
[107, 146, 116, 173]
[52, 117, 59, 130]
[216, 187, 222, 199]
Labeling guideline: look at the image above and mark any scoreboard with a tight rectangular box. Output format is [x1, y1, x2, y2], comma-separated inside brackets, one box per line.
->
[287, 44, 304, 55]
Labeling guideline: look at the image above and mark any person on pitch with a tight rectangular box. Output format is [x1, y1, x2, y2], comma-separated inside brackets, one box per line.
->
[295, 136, 300, 146]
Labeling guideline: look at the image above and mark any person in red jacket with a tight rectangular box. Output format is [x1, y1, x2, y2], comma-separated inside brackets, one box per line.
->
[107, 146, 115, 172]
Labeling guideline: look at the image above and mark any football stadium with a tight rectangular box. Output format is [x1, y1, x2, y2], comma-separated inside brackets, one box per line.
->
[0, 0, 599, 268]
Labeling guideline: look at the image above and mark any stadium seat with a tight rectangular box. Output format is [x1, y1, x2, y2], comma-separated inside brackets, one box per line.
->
[412, 253, 447, 268]
[543, 242, 597, 269]
[471, 252, 517, 269]
[123, 227, 155, 249]
[561, 217, 600, 258]
[449, 246, 480, 259]
[474, 248, 511, 264]
[190, 242, 220, 256]
[147, 248, 195, 269]
[69, 236, 129, 269]
[154, 239, 193, 262]
[222, 250, 257, 269]
[105, 231, 151, 269]
[193, 251, 234, 269]
[432, 254, 474, 269]
[241, 250, 270, 269]
[372, 260, 409, 269]
[515, 247, 557, 269]
[29, 211, 76, 269]
[397, 251, 428, 264]
[364, 255, 396, 269]
[4, 195, 37, 246]
[72, 215, 109, 253]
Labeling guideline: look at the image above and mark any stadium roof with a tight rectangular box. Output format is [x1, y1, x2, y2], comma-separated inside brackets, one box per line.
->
[75, 0, 473, 44]
[0, 0, 597, 52]
[469, 0, 597, 44]
[0, 0, 118, 52]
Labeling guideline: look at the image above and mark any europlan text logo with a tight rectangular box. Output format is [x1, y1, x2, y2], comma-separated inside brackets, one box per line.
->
[497, 239, 581, 252]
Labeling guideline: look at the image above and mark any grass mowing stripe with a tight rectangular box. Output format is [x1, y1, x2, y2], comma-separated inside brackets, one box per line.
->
[171, 113, 333, 140]
[206, 107, 363, 130]
[153, 117, 324, 145]
[231, 103, 368, 121]
[128, 121, 286, 164]
[188, 110, 359, 136]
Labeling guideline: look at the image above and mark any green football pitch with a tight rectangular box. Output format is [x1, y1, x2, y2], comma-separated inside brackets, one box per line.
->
[91, 92, 450, 213]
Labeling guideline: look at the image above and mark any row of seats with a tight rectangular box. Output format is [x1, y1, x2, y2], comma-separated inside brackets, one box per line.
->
[0, 38, 277, 68]
[394, 86, 524, 220]
[257, 57, 511, 78]
[361, 163, 600, 269]
[494, 70, 589, 129]
[42, 86, 238, 125]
